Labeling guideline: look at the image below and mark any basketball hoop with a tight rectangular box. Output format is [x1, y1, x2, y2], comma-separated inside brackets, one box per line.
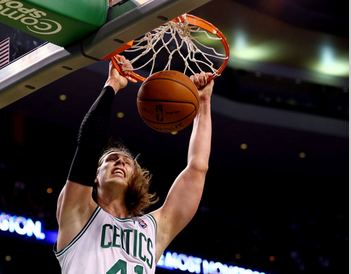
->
[109, 14, 230, 83]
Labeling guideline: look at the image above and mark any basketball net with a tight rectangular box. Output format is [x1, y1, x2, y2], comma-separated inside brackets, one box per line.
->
[112, 14, 230, 83]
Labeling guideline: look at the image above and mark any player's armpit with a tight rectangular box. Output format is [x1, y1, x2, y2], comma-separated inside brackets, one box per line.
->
[56, 180, 95, 223]
[56, 180, 96, 251]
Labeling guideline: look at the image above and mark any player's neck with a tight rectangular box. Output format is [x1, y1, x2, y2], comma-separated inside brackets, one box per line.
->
[98, 197, 129, 218]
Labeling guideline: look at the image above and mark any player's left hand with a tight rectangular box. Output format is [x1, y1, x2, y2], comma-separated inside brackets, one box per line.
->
[190, 72, 214, 102]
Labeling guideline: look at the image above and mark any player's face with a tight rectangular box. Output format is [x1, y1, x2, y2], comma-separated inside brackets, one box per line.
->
[97, 152, 135, 189]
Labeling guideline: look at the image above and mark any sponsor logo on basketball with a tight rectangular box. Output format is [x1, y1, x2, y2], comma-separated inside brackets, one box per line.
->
[152, 122, 184, 132]
[0, 0, 62, 35]
[159, 71, 177, 77]
[156, 105, 164, 122]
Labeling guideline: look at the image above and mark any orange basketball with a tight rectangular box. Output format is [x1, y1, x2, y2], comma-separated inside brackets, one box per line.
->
[137, 70, 199, 133]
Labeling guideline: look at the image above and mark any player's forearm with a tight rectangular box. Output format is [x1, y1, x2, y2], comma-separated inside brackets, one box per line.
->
[187, 99, 212, 171]
[67, 86, 116, 186]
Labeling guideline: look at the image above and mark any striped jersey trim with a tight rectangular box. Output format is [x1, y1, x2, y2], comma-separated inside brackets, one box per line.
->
[113, 216, 136, 223]
[146, 213, 157, 267]
[54, 205, 101, 257]
[146, 214, 157, 234]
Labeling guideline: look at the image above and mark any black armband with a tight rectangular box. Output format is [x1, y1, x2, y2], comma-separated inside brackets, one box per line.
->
[67, 86, 116, 186]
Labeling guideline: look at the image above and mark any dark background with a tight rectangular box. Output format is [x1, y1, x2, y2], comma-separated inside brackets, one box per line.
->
[0, 0, 348, 273]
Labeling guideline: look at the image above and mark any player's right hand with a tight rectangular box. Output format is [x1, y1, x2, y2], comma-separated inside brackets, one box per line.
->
[105, 56, 133, 93]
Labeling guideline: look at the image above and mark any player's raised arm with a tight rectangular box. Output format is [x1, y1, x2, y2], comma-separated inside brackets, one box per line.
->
[55, 58, 132, 252]
[151, 72, 214, 261]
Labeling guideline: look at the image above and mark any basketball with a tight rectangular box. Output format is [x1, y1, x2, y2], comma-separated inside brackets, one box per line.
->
[137, 70, 199, 132]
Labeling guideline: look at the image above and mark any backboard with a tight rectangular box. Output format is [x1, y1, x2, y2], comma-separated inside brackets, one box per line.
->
[0, 0, 212, 108]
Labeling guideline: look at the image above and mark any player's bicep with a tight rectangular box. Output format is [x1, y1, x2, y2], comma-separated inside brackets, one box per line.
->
[56, 180, 95, 224]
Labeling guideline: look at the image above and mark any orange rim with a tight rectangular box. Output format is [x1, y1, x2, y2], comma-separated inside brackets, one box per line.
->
[111, 55, 143, 83]
[111, 14, 229, 83]
[172, 14, 230, 82]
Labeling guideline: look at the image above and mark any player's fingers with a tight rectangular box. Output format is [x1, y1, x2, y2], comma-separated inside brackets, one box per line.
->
[190, 74, 201, 89]
[125, 63, 133, 75]
[198, 71, 207, 86]
[109, 60, 120, 77]
[117, 54, 126, 63]
[116, 55, 132, 75]
[205, 72, 212, 82]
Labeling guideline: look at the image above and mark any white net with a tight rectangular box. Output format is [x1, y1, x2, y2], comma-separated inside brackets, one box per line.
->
[114, 14, 228, 80]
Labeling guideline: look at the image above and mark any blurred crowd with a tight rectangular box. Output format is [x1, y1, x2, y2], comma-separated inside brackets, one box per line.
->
[0, 142, 60, 231]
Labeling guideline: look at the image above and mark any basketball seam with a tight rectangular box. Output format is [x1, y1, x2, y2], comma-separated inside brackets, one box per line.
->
[140, 78, 199, 106]
[137, 98, 197, 108]
[140, 108, 197, 125]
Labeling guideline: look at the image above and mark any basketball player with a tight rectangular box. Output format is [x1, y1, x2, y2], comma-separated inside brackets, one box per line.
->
[54, 56, 214, 273]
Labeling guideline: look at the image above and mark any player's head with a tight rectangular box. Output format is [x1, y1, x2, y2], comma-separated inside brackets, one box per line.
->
[94, 140, 158, 216]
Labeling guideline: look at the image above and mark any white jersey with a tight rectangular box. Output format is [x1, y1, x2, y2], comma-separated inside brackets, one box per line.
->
[54, 206, 157, 274]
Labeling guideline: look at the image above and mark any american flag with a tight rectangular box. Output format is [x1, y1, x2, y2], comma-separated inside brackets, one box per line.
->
[0, 37, 10, 69]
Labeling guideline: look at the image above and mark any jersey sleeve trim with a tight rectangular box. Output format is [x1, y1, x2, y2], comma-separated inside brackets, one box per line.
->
[146, 214, 157, 236]
[54, 205, 102, 258]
